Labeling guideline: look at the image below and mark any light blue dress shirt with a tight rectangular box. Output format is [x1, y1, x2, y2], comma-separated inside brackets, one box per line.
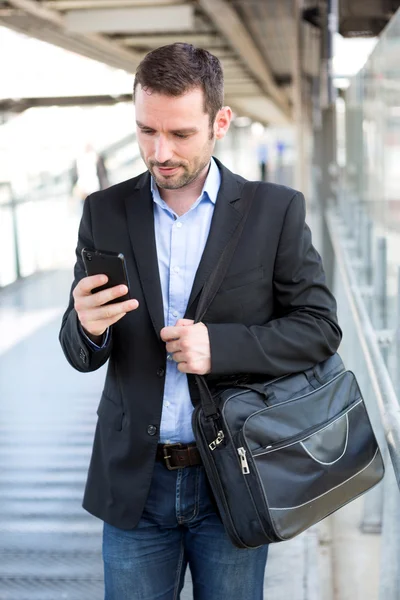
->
[83, 158, 221, 443]
[151, 158, 221, 443]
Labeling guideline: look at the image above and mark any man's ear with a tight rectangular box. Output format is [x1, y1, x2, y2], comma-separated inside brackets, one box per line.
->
[214, 107, 232, 140]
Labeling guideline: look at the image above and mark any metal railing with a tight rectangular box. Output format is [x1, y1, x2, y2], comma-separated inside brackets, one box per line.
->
[324, 200, 400, 600]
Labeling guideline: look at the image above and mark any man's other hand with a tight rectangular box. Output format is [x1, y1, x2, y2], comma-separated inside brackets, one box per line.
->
[160, 319, 211, 375]
[73, 275, 139, 341]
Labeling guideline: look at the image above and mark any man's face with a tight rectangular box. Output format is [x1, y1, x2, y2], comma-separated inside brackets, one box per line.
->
[135, 85, 230, 190]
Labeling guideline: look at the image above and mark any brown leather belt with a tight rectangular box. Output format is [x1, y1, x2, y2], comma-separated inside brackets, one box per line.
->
[156, 443, 202, 470]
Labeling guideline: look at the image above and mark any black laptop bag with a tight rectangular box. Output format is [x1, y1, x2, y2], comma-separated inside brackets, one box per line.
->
[192, 182, 385, 548]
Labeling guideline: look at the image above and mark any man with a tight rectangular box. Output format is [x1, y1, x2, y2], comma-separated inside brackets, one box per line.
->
[59, 43, 342, 600]
[71, 142, 110, 205]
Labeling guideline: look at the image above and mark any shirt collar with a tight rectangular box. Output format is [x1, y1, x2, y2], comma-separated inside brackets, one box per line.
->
[150, 157, 220, 208]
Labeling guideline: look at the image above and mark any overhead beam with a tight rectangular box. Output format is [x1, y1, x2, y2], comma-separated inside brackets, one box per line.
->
[231, 95, 289, 126]
[1, 16, 144, 72]
[225, 87, 259, 96]
[0, 94, 133, 113]
[198, 0, 291, 119]
[65, 5, 193, 33]
[6, 0, 145, 71]
[121, 33, 225, 47]
[7, 0, 63, 26]
[45, 0, 182, 9]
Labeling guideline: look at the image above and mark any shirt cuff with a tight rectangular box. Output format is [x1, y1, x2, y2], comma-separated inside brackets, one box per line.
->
[80, 325, 110, 350]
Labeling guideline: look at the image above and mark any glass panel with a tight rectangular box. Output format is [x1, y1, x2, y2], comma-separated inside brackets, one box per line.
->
[0, 206, 17, 286]
[344, 9, 400, 389]
[0, 182, 12, 206]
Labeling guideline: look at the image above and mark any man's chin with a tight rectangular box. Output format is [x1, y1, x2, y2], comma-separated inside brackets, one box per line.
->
[153, 174, 189, 190]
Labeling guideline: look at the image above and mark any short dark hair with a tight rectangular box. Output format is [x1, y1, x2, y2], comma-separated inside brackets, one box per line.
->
[133, 43, 224, 125]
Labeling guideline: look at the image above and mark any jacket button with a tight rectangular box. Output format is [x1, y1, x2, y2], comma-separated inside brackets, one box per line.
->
[147, 425, 157, 436]
[157, 368, 165, 377]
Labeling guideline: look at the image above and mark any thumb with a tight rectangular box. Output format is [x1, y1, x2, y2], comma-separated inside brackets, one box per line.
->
[176, 319, 195, 327]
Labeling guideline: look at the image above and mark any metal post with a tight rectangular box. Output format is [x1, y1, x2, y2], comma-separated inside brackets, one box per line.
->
[359, 216, 374, 316]
[361, 237, 389, 534]
[374, 237, 388, 334]
[379, 465, 400, 600]
[396, 267, 400, 398]
[10, 191, 21, 281]
[356, 204, 364, 259]
[364, 218, 373, 287]
[317, 0, 338, 291]
[360, 235, 385, 532]
[293, 0, 303, 193]
[344, 76, 364, 202]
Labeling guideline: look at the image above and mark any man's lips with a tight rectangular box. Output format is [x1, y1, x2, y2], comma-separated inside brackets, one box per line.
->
[156, 166, 181, 175]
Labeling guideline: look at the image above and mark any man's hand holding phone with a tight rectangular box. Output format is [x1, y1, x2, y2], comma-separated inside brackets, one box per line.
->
[73, 275, 139, 343]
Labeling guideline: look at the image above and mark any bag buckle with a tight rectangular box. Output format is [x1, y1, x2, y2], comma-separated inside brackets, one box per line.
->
[162, 443, 182, 470]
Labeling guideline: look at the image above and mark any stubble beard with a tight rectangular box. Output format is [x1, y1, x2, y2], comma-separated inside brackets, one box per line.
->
[150, 163, 192, 190]
[142, 134, 215, 190]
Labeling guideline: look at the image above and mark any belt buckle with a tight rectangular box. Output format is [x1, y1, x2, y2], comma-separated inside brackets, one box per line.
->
[163, 443, 183, 470]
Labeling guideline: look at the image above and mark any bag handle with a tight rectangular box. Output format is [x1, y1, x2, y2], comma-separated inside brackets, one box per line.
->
[194, 181, 260, 419]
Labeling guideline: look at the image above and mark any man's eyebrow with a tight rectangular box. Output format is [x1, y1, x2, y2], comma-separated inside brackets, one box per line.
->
[170, 128, 198, 134]
[136, 122, 198, 134]
[136, 121, 153, 129]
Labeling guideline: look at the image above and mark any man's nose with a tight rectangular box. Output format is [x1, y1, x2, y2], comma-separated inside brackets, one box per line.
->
[154, 137, 173, 164]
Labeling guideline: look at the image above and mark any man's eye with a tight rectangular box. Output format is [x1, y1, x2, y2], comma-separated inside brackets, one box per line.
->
[174, 134, 189, 139]
[142, 129, 154, 135]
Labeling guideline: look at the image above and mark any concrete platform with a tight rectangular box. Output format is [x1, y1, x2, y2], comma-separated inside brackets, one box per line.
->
[0, 270, 328, 599]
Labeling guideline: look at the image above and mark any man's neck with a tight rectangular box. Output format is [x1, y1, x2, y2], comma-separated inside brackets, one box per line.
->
[158, 162, 210, 217]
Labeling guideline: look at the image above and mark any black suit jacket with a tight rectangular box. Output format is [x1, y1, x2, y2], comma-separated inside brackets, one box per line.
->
[59, 158, 342, 528]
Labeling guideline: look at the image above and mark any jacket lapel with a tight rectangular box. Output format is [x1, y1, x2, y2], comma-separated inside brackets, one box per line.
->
[124, 172, 165, 342]
[185, 159, 246, 316]
[124, 160, 248, 335]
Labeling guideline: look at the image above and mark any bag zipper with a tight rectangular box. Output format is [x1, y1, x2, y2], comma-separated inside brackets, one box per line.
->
[252, 397, 362, 457]
[238, 447, 250, 474]
[192, 407, 250, 548]
[236, 433, 284, 543]
[209, 430, 225, 450]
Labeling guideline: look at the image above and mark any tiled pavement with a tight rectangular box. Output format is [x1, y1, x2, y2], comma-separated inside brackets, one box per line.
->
[0, 270, 322, 600]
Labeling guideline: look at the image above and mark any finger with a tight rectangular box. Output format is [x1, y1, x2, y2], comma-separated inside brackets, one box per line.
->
[177, 362, 206, 375]
[86, 284, 130, 308]
[171, 351, 185, 363]
[77, 275, 108, 296]
[160, 326, 181, 342]
[175, 319, 194, 327]
[82, 299, 138, 322]
[165, 341, 180, 354]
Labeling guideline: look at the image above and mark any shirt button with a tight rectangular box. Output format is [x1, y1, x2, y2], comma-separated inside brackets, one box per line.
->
[167, 353, 173, 361]
[172, 311, 179, 318]
[165, 401, 170, 407]
[176, 222, 183, 228]
[173, 266, 180, 274]
[147, 425, 157, 436]
[157, 367, 165, 377]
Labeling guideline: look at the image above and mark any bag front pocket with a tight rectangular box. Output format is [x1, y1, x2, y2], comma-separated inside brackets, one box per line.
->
[240, 397, 383, 540]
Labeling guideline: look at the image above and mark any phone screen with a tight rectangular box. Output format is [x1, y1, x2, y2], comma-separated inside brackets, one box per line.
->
[82, 248, 131, 304]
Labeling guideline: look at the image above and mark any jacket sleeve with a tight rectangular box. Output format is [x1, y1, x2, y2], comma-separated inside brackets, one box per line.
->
[59, 195, 113, 372]
[205, 192, 342, 376]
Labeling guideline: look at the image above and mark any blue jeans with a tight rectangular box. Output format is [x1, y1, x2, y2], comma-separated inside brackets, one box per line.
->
[103, 461, 268, 599]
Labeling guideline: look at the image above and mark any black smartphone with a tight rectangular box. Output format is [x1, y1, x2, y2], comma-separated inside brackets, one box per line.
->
[81, 248, 131, 305]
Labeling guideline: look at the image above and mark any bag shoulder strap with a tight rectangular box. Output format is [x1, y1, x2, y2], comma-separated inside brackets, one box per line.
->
[195, 181, 260, 324]
[194, 180, 260, 419]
